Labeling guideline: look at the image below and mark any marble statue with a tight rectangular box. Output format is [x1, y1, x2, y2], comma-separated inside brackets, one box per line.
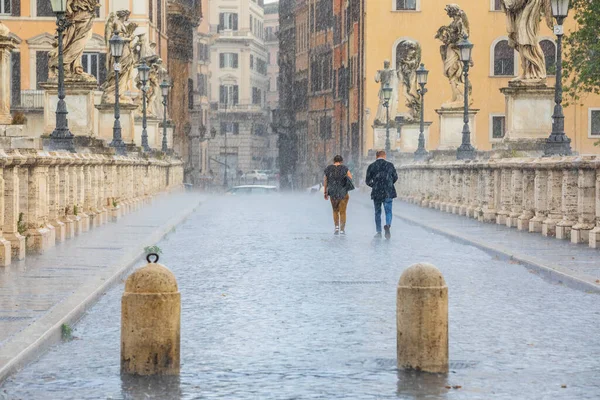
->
[48, 0, 100, 82]
[396, 39, 422, 122]
[374, 60, 399, 126]
[0, 21, 9, 38]
[134, 33, 161, 115]
[501, 0, 553, 84]
[435, 4, 471, 108]
[100, 10, 139, 104]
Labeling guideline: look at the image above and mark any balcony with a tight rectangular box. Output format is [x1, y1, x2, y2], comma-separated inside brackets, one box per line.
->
[11, 90, 44, 111]
[210, 102, 268, 115]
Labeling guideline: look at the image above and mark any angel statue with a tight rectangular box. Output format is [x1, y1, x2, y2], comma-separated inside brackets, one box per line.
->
[133, 34, 160, 115]
[435, 4, 471, 108]
[100, 10, 139, 104]
[396, 39, 422, 122]
[374, 60, 399, 126]
[501, 0, 553, 84]
[147, 59, 168, 117]
[49, 0, 100, 82]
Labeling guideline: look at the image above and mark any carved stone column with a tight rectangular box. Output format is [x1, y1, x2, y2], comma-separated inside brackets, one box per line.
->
[77, 160, 90, 232]
[507, 168, 523, 228]
[60, 162, 75, 239]
[570, 168, 595, 244]
[542, 168, 563, 237]
[47, 160, 66, 243]
[0, 34, 18, 124]
[589, 169, 600, 249]
[482, 167, 497, 223]
[496, 168, 512, 225]
[529, 169, 548, 233]
[69, 160, 83, 235]
[3, 162, 24, 261]
[25, 163, 53, 254]
[556, 168, 578, 240]
[517, 168, 535, 231]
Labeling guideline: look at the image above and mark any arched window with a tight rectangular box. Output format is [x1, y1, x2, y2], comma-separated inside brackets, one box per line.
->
[540, 39, 557, 75]
[493, 40, 514, 76]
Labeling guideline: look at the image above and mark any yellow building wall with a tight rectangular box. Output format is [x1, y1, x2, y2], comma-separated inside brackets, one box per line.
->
[363, 1, 600, 155]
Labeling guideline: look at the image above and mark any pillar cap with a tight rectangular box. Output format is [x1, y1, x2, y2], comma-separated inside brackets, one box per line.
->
[125, 262, 178, 294]
[398, 263, 447, 288]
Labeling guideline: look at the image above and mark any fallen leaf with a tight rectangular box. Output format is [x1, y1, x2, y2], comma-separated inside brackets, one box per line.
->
[445, 386, 452, 389]
[453, 385, 462, 389]
[561, 384, 567, 389]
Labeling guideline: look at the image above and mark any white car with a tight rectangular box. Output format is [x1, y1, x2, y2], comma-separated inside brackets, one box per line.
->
[242, 170, 269, 181]
[227, 185, 278, 195]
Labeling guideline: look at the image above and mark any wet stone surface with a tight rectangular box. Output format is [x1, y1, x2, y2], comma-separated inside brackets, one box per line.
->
[1, 194, 599, 399]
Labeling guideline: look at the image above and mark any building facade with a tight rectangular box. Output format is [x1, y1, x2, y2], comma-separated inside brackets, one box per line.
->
[264, 1, 279, 170]
[362, 0, 600, 155]
[207, 0, 271, 184]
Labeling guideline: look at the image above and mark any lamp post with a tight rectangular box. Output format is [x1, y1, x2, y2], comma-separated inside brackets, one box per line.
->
[456, 34, 476, 160]
[383, 83, 393, 153]
[109, 31, 126, 155]
[544, 0, 572, 156]
[137, 60, 151, 152]
[160, 79, 171, 153]
[414, 63, 429, 161]
[48, 0, 75, 152]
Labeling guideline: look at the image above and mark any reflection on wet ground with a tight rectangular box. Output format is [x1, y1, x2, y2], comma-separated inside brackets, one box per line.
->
[1, 194, 599, 399]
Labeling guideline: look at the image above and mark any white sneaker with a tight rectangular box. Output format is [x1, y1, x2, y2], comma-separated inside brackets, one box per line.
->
[334, 227, 340, 235]
[340, 230, 346, 235]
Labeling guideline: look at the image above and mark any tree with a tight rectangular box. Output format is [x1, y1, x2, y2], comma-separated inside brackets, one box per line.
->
[563, 0, 600, 103]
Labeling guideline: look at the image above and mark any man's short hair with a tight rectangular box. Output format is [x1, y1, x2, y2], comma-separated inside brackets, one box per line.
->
[333, 155, 343, 163]
[376, 150, 386, 158]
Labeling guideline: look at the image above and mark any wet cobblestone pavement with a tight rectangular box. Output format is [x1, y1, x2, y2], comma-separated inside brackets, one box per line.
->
[1, 194, 599, 399]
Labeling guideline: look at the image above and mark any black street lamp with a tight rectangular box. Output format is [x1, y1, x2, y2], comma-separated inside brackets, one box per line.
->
[415, 63, 429, 161]
[456, 34, 476, 160]
[383, 83, 393, 153]
[48, 0, 75, 152]
[109, 31, 126, 155]
[544, 0, 572, 156]
[137, 60, 151, 152]
[160, 79, 171, 153]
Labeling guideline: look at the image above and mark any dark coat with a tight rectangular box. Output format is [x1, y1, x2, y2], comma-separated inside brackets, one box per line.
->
[366, 159, 398, 200]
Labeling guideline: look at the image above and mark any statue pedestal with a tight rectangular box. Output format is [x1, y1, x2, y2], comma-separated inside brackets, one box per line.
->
[398, 122, 432, 152]
[134, 115, 161, 149]
[0, 36, 19, 124]
[373, 125, 399, 151]
[40, 81, 99, 136]
[499, 83, 554, 150]
[95, 103, 138, 145]
[436, 107, 479, 150]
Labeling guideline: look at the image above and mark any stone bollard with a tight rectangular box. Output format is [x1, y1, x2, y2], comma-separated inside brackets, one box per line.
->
[397, 263, 448, 374]
[121, 254, 181, 376]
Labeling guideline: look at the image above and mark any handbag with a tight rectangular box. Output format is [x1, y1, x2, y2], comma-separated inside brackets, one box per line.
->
[345, 176, 356, 192]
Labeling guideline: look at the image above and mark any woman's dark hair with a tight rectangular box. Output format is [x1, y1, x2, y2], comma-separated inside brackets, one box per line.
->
[333, 155, 343, 163]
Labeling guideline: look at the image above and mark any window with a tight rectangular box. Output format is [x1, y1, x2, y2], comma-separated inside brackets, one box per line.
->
[149, 0, 153, 22]
[220, 122, 240, 135]
[493, 40, 515, 76]
[11, 51, 20, 107]
[492, 0, 502, 10]
[252, 87, 262, 105]
[491, 115, 506, 139]
[395, 0, 417, 11]
[197, 74, 207, 96]
[37, 0, 54, 16]
[219, 84, 239, 105]
[540, 40, 556, 75]
[0, 0, 11, 14]
[256, 58, 267, 75]
[36, 51, 49, 89]
[197, 43, 209, 62]
[219, 12, 239, 31]
[219, 53, 239, 68]
[81, 53, 99, 81]
[250, 54, 254, 69]
[188, 78, 194, 110]
[590, 110, 600, 137]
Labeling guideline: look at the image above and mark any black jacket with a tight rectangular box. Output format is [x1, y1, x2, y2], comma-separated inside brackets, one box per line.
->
[366, 159, 398, 200]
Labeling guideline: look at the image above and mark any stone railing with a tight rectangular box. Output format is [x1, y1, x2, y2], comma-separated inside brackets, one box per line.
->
[0, 150, 183, 266]
[396, 156, 600, 249]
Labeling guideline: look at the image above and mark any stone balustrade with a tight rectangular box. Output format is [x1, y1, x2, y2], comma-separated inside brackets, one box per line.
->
[396, 156, 600, 249]
[0, 149, 183, 266]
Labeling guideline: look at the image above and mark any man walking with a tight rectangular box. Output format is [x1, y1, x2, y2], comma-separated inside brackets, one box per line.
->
[366, 150, 398, 239]
[324, 155, 353, 235]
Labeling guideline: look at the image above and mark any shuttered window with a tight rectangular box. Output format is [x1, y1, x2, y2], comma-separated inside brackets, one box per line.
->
[36, 51, 49, 89]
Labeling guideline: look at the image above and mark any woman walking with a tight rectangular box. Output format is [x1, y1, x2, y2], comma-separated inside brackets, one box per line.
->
[324, 155, 354, 235]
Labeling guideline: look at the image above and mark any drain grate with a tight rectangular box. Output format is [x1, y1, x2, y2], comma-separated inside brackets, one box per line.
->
[319, 281, 386, 285]
[449, 360, 478, 370]
[0, 316, 32, 322]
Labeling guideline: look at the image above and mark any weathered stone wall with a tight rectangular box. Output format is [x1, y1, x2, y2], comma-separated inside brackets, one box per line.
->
[0, 150, 183, 266]
[397, 156, 600, 249]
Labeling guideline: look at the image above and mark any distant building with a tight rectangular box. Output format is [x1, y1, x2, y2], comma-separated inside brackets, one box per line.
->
[207, 0, 272, 184]
[264, 2, 279, 171]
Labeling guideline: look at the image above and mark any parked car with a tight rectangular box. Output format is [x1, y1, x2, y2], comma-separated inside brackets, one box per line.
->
[260, 170, 279, 180]
[227, 185, 278, 195]
[241, 170, 269, 181]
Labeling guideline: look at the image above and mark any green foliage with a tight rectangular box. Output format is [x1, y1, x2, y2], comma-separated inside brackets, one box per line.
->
[61, 323, 73, 341]
[144, 245, 162, 255]
[73, 205, 79, 216]
[17, 213, 26, 236]
[11, 112, 26, 125]
[563, 0, 600, 104]
[112, 199, 118, 208]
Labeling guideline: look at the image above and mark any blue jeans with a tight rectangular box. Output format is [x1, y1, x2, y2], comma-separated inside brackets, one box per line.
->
[374, 198, 393, 233]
